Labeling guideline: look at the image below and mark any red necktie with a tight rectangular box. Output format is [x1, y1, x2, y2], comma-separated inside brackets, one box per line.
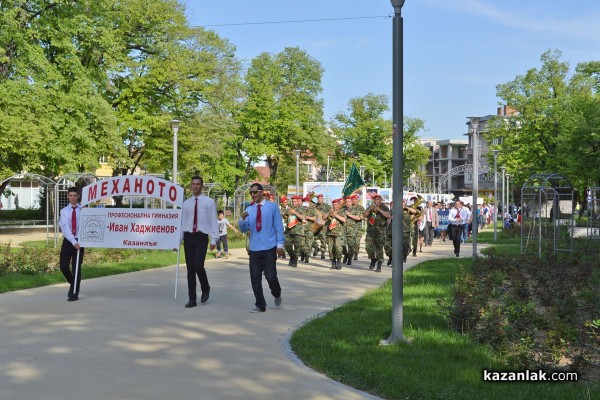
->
[71, 206, 77, 236]
[256, 204, 262, 232]
[193, 198, 198, 233]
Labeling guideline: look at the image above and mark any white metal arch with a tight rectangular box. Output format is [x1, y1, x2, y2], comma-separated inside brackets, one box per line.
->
[0, 173, 57, 245]
[232, 184, 280, 220]
[438, 164, 500, 191]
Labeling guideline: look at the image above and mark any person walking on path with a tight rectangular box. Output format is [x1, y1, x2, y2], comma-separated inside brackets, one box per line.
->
[180, 176, 219, 308]
[424, 200, 439, 246]
[448, 200, 469, 257]
[59, 187, 85, 302]
[239, 183, 285, 313]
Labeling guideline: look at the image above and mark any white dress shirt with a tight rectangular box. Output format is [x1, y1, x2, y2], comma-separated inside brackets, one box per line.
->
[448, 207, 469, 225]
[59, 203, 82, 245]
[181, 194, 220, 245]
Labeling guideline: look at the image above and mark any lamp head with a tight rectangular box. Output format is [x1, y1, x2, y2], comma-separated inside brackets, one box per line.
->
[493, 149, 500, 158]
[169, 119, 181, 134]
[468, 116, 480, 132]
[390, 0, 405, 10]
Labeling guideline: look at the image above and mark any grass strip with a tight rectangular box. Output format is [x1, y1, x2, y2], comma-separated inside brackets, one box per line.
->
[290, 257, 599, 400]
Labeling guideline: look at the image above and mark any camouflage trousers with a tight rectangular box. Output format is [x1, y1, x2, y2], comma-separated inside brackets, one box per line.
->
[385, 233, 411, 260]
[412, 223, 419, 254]
[285, 233, 303, 259]
[302, 230, 315, 257]
[343, 229, 357, 257]
[365, 230, 386, 262]
[354, 228, 362, 255]
[327, 235, 345, 260]
[312, 226, 328, 254]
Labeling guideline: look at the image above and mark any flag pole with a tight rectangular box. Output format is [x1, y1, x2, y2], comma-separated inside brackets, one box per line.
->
[174, 246, 181, 299]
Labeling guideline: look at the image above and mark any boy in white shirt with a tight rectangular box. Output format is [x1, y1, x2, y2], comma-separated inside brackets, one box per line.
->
[216, 210, 239, 258]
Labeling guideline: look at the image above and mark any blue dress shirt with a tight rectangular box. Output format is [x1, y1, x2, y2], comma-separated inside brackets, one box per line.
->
[239, 200, 285, 251]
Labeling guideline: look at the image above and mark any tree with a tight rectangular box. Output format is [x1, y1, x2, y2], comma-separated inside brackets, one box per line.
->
[331, 93, 429, 187]
[238, 47, 329, 187]
[486, 49, 600, 200]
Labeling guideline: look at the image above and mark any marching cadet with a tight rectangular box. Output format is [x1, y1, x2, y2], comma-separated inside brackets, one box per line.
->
[284, 195, 306, 268]
[384, 201, 394, 266]
[343, 196, 361, 265]
[363, 194, 391, 272]
[301, 195, 319, 264]
[313, 194, 331, 259]
[279, 195, 289, 259]
[351, 194, 365, 261]
[325, 198, 346, 270]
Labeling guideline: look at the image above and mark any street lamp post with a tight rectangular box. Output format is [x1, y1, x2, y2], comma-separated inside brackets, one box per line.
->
[169, 120, 180, 184]
[386, 0, 406, 345]
[501, 166, 506, 220]
[360, 165, 365, 180]
[294, 149, 301, 195]
[506, 174, 511, 217]
[468, 117, 480, 257]
[493, 150, 499, 241]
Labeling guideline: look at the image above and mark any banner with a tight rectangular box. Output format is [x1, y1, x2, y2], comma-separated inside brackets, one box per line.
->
[81, 175, 184, 207]
[438, 210, 450, 230]
[78, 208, 181, 250]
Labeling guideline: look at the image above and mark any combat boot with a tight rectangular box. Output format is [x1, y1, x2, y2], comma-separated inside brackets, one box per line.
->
[330, 259, 336, 269]
[304, 256, 309, 263]
[342, 254, 348, 264]
[336, 259, 343, 270]
[346, 251, 353, 265]
[312, 248, 318, 257]
[375, 261, 382, 272]
[321, 251, 326, 260]
[387, 256, 392, 266]
[369, 258, 376, 270]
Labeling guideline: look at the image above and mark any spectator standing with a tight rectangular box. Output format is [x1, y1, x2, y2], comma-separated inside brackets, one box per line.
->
[216, 210, 239, 258]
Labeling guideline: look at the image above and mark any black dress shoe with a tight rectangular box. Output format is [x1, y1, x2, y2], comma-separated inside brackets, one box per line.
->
[200, 290, 210, 304]
[67, 295, 78, 302]
[185, 300, 197, 308]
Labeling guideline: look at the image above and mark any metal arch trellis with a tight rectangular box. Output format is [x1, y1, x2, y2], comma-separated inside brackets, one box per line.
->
[202, 182, 228, 212]
[520, 173, 574, 257]
[0, 173, 57, 245]
[437, 164, 499, 192]
[54, 172, 99, 247]
[232, 184, 280, 220]
[587, 187, 600, 239]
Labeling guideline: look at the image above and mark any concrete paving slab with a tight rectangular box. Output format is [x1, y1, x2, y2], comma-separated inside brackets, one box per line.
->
[0, 232, 465, 400]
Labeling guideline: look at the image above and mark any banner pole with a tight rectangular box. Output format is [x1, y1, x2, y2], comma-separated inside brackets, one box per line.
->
[174, 247, 181, 299]
[73, 248, 81, 295]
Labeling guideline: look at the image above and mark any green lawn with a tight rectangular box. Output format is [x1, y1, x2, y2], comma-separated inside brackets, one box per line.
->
[290, 257, 598, 400]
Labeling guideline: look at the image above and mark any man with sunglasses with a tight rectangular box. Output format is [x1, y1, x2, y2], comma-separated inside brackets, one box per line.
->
[239, 183, 285, 313]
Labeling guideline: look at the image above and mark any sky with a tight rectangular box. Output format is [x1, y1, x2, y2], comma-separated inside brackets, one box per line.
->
[181, 0, 600, 140]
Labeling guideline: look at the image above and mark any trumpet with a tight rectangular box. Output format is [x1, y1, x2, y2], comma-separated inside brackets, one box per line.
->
[404, 194, 425, 223]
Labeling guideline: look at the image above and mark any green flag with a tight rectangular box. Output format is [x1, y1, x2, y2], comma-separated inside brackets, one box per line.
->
[342, 164, 366, 197]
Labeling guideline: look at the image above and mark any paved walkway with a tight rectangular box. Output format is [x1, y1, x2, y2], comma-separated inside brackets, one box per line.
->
[0, 230, 469, 400]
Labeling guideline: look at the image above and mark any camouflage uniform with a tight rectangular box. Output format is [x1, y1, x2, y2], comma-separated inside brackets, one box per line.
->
[301, 204, 318, 262]
[313, 201, 331, 258]
[343, 201, 361, 265]
[352, 203, 365, 259]
[326, 206, 346, 270]
[280, 203, 290, 258]
[365, 203, 390, 271]
[284, 203, 305, 267]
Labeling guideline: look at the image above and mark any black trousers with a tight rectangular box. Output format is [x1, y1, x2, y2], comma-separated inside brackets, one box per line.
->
[248, 247, 281, 310]
[183, 232, 210, 301]
[59, 239, 84, 297]
[451, 225, 464, 255]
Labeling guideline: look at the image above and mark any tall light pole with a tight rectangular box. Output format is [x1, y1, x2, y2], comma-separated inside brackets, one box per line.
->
[506, 174, 511, 216]
[360, 165, 365, 180]
[501, 166, 506, 220]
[493, 150, 499, 240]
[294, 149, 301, 195]
[468, 117, 480, 257]
[385, 0, 405, 345]
[169, 120, 180, 184]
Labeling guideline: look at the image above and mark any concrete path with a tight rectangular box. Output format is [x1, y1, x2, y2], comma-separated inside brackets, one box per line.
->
[0, 232, 465, 400]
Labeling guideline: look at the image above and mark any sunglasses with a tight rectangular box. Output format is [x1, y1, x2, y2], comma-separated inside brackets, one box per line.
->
[249, 190, 260, 195]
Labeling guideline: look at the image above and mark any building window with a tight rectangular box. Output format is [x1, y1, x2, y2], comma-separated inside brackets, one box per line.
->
[99, 155, 108, 164]
[466, 172, 473, 182]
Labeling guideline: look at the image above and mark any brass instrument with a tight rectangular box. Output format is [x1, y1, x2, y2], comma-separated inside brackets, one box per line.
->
[404, 194, 425, 224]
